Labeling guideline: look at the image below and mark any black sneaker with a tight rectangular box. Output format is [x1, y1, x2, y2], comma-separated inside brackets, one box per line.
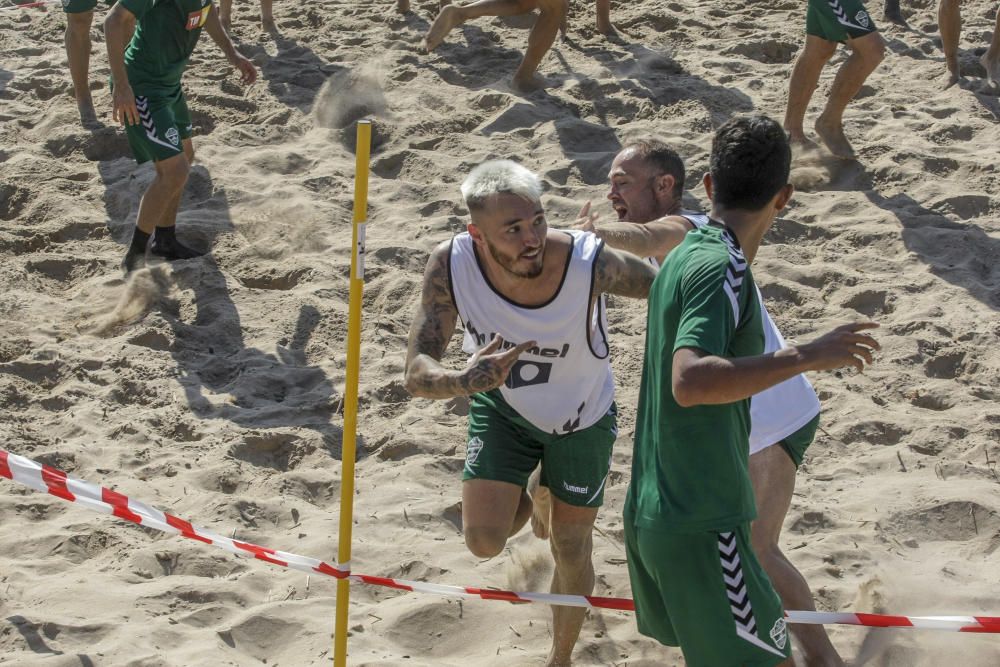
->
[122, 247, 146, 274]
[150, 227, 205, 261]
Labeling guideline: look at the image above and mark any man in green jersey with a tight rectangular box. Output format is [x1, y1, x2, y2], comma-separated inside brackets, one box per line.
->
[626, 115, 879, 667]
[63, 0, 117, 126]
[105, 0, 256, 273]
[783, 0, 885, 159]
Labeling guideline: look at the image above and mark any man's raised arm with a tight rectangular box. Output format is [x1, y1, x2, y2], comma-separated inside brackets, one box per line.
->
[575, 202, 693, 259]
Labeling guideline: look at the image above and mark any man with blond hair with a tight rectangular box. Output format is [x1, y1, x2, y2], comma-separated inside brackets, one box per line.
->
[404, 159, 656, 665]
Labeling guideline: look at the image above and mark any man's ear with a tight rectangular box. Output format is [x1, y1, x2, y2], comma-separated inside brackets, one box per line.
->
[467, 221, 482, 243]
[702, 172, 713, 201]
[656, 173, 675, 197]
[774, 183, 794, 212]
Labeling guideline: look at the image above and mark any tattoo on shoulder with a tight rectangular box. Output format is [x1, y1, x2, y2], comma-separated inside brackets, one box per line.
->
[408, 245, 458, 362]
[595, 247, 655, 299]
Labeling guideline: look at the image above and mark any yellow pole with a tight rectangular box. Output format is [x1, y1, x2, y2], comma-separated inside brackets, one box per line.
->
[334, 119, 371, 667]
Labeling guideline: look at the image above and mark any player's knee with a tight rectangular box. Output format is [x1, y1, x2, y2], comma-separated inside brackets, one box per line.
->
[464, 526, 506, 558]
[548, 526, 592, 568]
[67, 11, 94, 31]
[857, 33, 886, 67]
[157, 156, 191, 189]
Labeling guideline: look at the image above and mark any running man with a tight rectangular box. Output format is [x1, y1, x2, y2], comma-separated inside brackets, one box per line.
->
[105, 0, 256, 274]
[577, 139, 844, 665]
[424, 0, 567, 91]
[404, 160, 656, 666]
[63, 0, 116, 126]
[625, 116, 879, 666]
[783, 0, 885, 158]
[938, 0, 1000, 86]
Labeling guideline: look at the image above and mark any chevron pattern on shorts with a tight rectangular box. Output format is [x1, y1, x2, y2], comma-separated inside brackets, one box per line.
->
[719, 531, 757, 635]
[826, 0, 867, 29]
[135, 96, 180, 151]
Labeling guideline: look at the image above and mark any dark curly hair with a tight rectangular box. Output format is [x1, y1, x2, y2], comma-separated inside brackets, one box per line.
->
[709, 115, 790, 211]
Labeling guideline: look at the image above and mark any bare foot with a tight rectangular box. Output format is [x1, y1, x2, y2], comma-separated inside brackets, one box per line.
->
[597, 20, 617, 37]
[814, 116, 856, 160]
[527, 468, 550, 540]
[785, 128, 818, 152]
[982, 53, 1000, 86]
[512, 72, 549, 92]
[396, 0, 409, 12]
[77, 99, 99, 129]
[425, 5, 463, 52]
[261, 16, 276, 33]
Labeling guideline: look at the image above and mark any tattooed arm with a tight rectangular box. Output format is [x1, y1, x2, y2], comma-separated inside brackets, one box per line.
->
[404, 242, 536, 398]
[593, 245, 658, 299]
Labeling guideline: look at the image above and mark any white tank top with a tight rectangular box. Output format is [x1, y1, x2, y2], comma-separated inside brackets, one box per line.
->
[449, 230, 615, 435]
[658, 212, 821, 452]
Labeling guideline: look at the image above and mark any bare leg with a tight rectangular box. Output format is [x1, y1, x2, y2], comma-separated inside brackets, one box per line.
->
[938, 0, 962, 86]
[815, 31, 885, 159]
[546, 498, 598, 666]
[462, 479, 531, 557]
[65, 11, 96, 125]
[219, 0, 233, 32]
[426, 0, 539, 52]
[595, 0, 615, 35]
[784, 35, 837, 147]
[512, 0, 565, 90]
[981, 8, 1000, 85]
[396, 0, 410, 13]
[259, 0, 274, 32]
[528, 466, 551, 539]
[751, 446, 844, 667]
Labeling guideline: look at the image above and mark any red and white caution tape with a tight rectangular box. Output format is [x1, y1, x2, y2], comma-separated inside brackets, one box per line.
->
[2, 448, 999, 633]
[0, 1, 60, 10]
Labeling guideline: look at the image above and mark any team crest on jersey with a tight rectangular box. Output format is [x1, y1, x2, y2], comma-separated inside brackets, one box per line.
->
[769, 618, 788, 650]
[465, 436, 484, 468]
[165, 127, 180, 146]
[855, 10, 870, 27]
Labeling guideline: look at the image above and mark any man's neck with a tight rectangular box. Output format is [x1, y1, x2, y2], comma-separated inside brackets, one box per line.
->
[708, 206, 773, 263]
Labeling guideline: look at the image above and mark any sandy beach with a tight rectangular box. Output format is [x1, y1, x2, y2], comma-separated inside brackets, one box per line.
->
[1, 0, 1000, 664]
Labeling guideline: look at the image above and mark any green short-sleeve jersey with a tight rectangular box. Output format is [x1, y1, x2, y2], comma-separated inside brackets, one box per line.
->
[626, 224, 764, 533]
[121, 0, 212, 96]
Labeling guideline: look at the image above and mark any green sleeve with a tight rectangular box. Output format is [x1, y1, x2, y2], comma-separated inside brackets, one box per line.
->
[119, 0, 155, 20]
[672, 251, 738, 358]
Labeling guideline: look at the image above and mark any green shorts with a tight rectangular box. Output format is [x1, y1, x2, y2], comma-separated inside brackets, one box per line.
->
[119, 86, 192, 164]
[778, 412, 820, 468]
[807, 0, 877, 42]
[62, 0, 114, 14]
[463, 390, 617, 508]
[625, 521, 791, 667]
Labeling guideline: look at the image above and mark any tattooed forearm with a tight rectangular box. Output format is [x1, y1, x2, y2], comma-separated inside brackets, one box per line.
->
[594, 246, 656, 299]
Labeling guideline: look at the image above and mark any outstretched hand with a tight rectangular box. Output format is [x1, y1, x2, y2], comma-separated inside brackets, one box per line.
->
[573, 201, 599, 233]
[462, 335, 536, 393]
[801, 321, 880, 373]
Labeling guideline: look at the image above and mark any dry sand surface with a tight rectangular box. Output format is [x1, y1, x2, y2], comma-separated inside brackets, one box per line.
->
[2, 0, 1000, 664]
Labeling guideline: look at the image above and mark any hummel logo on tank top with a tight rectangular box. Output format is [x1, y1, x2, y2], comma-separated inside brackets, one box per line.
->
[449, 230, 615, 435]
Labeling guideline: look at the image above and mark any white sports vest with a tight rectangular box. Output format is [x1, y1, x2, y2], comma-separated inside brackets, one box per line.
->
[449, 230, 615, 435]
[658, 211, 821, 452]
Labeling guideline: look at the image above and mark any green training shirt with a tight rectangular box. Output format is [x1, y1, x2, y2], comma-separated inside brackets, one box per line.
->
[121, 0, 213, 96]
[626, 223, 764, 533]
